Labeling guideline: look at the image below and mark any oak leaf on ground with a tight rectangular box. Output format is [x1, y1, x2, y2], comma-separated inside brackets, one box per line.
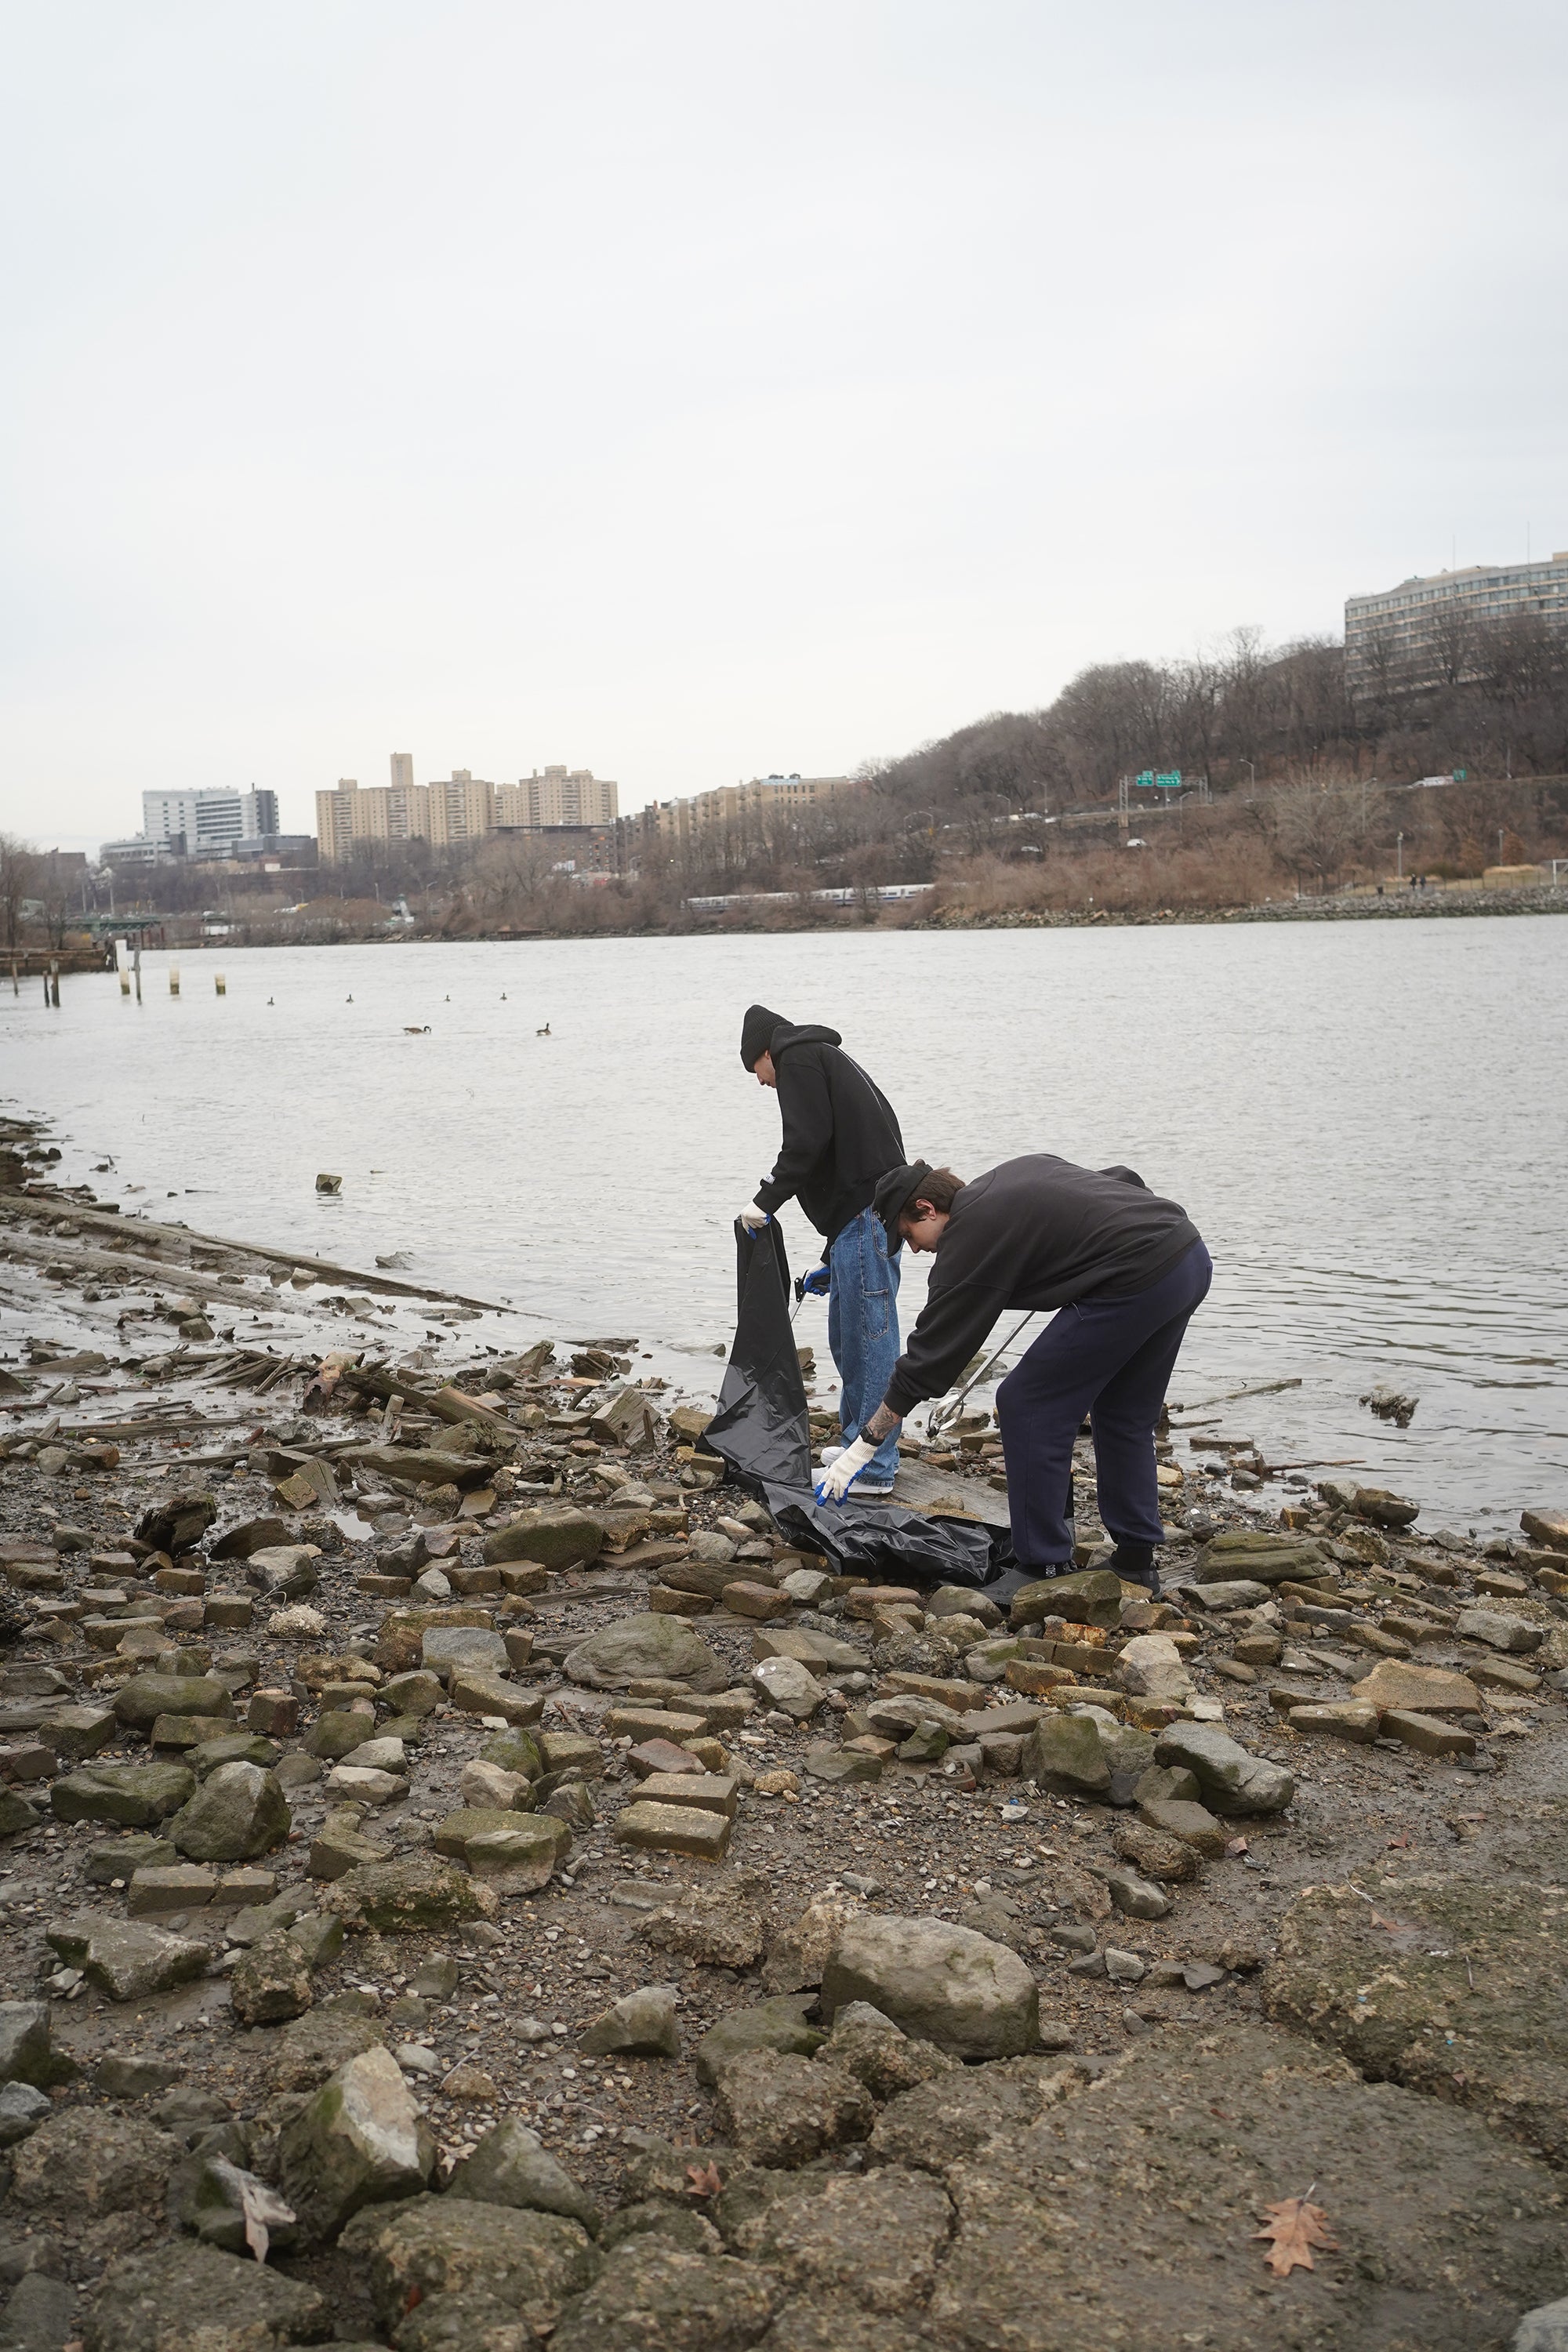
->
[1254, 2195, 1338, 2278]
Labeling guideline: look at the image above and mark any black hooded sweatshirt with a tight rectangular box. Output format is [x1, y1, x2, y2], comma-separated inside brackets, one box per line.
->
[881, 1153, 1202, 1417]
[750, 1018, 906, 1245]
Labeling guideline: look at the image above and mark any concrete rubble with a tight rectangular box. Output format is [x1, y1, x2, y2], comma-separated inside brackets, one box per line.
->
[2, 1118, 1568, 2345]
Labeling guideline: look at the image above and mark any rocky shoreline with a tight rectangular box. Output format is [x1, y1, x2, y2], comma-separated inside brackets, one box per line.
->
[2, 1116, 1567, 2352]
[918, 882, 1568, 931]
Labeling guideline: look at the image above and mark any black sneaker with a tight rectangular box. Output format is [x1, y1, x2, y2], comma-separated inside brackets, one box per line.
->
[1110, 1546, 1161, 1599]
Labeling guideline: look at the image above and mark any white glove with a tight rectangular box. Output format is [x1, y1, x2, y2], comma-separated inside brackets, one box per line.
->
[815, 1434, 876, 1503]
[739, 1204, 770, 1232]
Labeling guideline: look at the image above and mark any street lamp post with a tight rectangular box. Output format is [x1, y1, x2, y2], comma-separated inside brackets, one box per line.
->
[1396, 831, 1404, 880]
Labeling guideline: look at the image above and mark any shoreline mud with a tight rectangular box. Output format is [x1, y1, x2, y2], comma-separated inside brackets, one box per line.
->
[2, 1111, 1567, 2350]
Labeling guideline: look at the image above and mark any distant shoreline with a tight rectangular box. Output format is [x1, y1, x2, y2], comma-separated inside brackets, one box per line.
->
[53, 881, 1568, 956]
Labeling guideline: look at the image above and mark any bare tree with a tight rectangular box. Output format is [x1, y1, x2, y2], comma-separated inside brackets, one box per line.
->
[1267, 779, 1377, 891]
[1428, 597, 1475, 690]
[0, 833, 38, 953]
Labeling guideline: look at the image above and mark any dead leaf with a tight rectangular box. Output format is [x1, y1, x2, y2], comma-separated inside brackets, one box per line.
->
[209, 2158, 295, 2265]
[1387, 1833, 1412, 1849]
[1225, 1837, 1249, 1858]
[1254, 2195, 1338, 2278]
[685, 2161, 723, 2198]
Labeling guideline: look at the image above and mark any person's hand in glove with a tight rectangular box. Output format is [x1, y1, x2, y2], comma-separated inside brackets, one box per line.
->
[795, 1264, 831, 1300]
[738, 1205, 770, 1234]
[814, 1434, 876, 1504]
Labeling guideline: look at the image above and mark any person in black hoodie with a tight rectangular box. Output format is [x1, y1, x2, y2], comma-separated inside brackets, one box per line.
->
[815, 1152, 1212, 1595]
[739, 1004, 907, 1492]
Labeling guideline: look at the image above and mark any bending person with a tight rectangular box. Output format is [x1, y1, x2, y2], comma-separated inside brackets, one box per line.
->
[739, 1004, 907, 1494]
[815, 1154, 1211, 1595]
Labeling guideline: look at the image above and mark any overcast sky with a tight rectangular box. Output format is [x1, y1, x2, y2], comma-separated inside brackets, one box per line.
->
[5, 2, 1566, 851]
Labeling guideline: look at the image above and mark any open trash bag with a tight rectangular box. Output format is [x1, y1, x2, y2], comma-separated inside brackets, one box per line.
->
[702, 1220, 1007, 1589]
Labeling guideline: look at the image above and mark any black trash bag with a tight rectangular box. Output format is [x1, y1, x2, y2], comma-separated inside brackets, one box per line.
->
[702, 1220, 1008, 1591]
[702, 1220, 814, 1490]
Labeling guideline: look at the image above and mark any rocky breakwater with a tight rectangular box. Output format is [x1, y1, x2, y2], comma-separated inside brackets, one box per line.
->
[3, 1221, 1568, 2343]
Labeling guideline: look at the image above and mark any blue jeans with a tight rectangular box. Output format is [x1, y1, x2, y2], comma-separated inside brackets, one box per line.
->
[997, 1239, 1212, 1569]
[827, 1206, 903, 1488]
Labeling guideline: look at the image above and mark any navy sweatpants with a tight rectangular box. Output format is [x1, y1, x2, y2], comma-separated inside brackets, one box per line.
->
[996, 1239, 1212, 1570]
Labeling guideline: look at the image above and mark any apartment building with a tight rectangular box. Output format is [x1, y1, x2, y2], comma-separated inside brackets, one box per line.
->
[315, 774, 432, 863]
[426, 771, 496, 848]
[495, 767, 619, 829]
[316, 757, 619, 861]
[1345, 554, 1568, 692]
[615, 772, 849, 869]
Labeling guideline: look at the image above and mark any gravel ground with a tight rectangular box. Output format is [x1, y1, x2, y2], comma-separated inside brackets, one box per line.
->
[3, 1116, 1567, 2351]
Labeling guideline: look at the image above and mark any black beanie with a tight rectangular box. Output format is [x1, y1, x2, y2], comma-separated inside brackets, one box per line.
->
[740, 1004, 787, 1069]
[873, 1160, 935, 1243]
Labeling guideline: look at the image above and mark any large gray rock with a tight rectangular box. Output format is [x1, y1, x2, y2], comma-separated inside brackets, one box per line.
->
[0, 2082, 53, 2148]
[84, 2241, 330, 2352]
[318, 1857, 499, 1933]
[243, 1546, 318, 1599]
[51, 1764, 195, 1828]
[168, 1762, 290, 1860]
[392, 2296, 538, 2352]
[1153, 1722, 1295, 1816]
[712, 2050, 874, 2169]
[0, 2001, 74, 2089]
[231, 1929, 314, 2027]
[564, 1613, 728, 1692]
[815, 2002, 957, 2100]
[44, 1915, 209, 2002]
[1192, 1530, 1330, 1585]
[820, 1913, 1040, 2060]
[279, 2044, 435, 2244]
[1019, 1712, 1110, 1797]
[0, 1791, 41, 1838]
[265, 2009, 387, 2094]
[579, 1985, 681, 2060]
[695, 1996, 826, 2088]
[422, 1626, 509, 1679]
[724, 2162, 953, 2317]
[446, 2118, 601, 2231]
[1113, 1635, 1194, 1706]
[0, 2271, 76, 2352]
[751, 1656, 825, 1722]
[866, 2056, 1080, 2175]
[1011, 1568, 1122, 1628]
[133, 1490, 217, 1553]
[551, 2238, 776, 2352]
[1515, 2299, 1568, 2352]
[638, 1869, 771, 1970]
[12, 2107, 182, 2220]
[339, 2194, 598, 2332]
[483, 1508, 604, 1571]
[1455, 1609, 1544, 1655]
[209, 1514, 292, 1559]
[114, 1675, 234, 1734]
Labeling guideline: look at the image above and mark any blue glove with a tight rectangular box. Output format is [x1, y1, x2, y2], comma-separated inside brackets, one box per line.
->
[795, 1265, 831, 1301]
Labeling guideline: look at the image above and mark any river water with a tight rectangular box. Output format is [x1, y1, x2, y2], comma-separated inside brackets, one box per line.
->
[3, 920, 1564, 1532]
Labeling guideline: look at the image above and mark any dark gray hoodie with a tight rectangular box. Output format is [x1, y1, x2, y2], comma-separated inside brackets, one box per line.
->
[750, 1015, 906, 1244]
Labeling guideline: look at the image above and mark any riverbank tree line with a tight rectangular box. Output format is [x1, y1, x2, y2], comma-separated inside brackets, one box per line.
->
[16, 620, 1568, 946]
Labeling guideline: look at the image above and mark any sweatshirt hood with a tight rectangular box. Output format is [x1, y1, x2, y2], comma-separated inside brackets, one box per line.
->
[768, 1020, 843, 1058]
